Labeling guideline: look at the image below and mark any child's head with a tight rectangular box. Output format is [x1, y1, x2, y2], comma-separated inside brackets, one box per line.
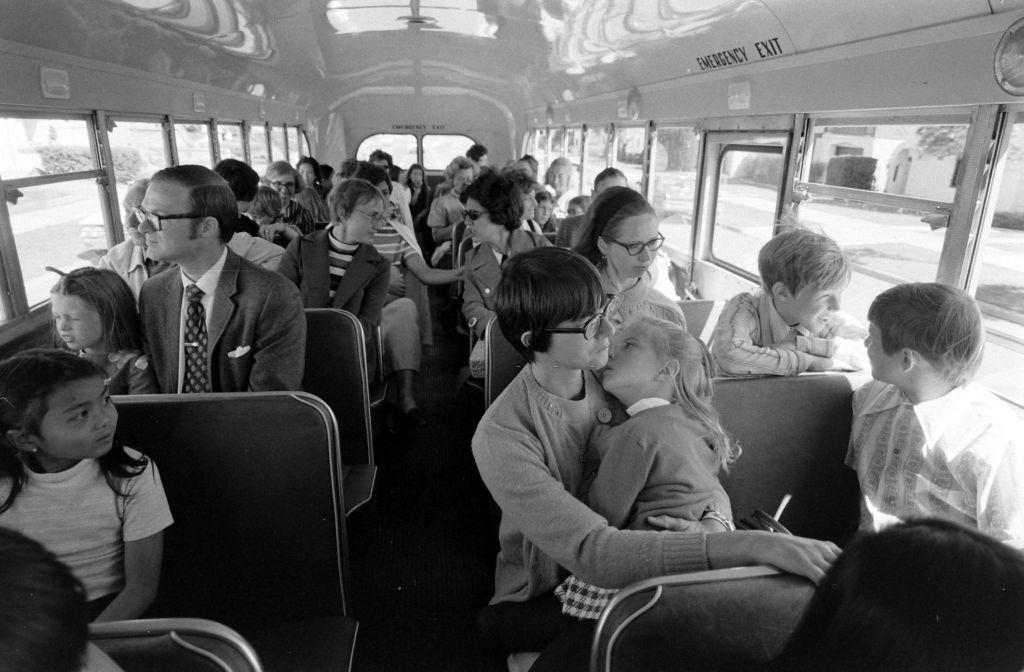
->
[0, 349, 117, 483]
[603, 317, 737, 469]
[866, 282, 984, 388]
[49, 267, 143, 354]
[758, 227, 851, 328]
[0, 527, 88, 672]
[567, 194, 591, 217]
[495, 247, 608, 365]
[249, 186, 283, 227]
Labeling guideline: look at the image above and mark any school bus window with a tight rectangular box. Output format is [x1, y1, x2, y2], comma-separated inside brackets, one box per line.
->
[108, 119, 170, 217]
[709, 146, 783, 275]
[286, 126, 300, 163]
[532, 128, 550, 174]
[249, 124, 270, 176]
[566, 127, 584, 194]
[270, 125, 287, 162]
[300, 130, 313, 159]
[0, 117, 95, 179]
[806, 121, 968, 202]
[649, 126, 700, 259]
[581, 125, 610, 193]
[613, 126, 646, 193]
[422, 134, 475, 171]
[357, 134, 418, 169]
[970, 117, 1024, 405]
[173, 122, 212, 167]
[217, 123, 245, 163]
[551, 127, 567, 159]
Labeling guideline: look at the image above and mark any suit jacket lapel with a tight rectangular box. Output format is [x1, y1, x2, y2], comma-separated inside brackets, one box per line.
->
[208, 250, 239, 351]
[164, 274, 184, 391]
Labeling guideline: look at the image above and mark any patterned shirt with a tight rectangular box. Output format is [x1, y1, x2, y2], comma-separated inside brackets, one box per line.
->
[372, 221, 419, 267]
[326, 227, 359, 298]
[281, 200, 316, 236]
[710, 290, 867, 377]
[846, 380, 1024, 547]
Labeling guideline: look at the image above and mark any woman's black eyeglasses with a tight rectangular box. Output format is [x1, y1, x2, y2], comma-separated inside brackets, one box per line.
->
[463, 209, 489, 222]
[601, 234, 665, 256]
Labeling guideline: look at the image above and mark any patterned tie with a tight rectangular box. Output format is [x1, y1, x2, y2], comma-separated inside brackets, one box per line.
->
[182, 284, 211, 393]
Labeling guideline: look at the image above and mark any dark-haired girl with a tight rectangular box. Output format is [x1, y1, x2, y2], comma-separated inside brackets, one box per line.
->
[0, 349, 172, 622]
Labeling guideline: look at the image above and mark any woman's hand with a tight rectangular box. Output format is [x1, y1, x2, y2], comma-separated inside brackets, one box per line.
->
[388, 266, 407, 296]
[706, 531, 841, 584]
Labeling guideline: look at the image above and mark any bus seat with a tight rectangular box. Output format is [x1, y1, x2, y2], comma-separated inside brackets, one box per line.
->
[484, 316, 526, 408]
[676, 299, 725, 344]
[90, 618, 263, 672]
[712, 374, 860, 543]
[303, 308, 378, 516]
[113, 392, 357, 672]
[590, 566, 813, 672]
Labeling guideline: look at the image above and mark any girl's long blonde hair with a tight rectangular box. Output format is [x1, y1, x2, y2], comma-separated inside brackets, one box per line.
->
[627, 316, 740, 470]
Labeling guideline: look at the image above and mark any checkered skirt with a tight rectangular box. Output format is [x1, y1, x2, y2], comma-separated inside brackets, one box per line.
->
[555, 575, 618, 620]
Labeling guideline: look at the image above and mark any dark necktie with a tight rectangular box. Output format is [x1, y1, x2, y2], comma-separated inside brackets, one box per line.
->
[182, 284, 211, 393]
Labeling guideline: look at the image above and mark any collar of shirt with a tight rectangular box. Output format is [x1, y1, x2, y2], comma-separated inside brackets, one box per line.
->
[913, 385, 969, 450]
[179, 247, 228, 300]
[757, 289, 804, 345]
[625, 397, 672, 417]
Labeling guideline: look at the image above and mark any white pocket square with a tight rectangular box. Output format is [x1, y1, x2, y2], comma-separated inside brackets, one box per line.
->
[228, 345, 251, 358]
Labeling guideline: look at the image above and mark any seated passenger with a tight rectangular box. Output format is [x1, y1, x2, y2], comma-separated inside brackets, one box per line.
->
[50, 267, 158, 395]
[355, 164, 461, 429]
[403, 163, 434, 261]
[0, 527, 90, 672]
[369, 150, 415, 232]
[555, 167, 627, 248]
[711, 227, 867, 376]
[212, 159, 284, 270]
[573, 187, 686, 332]
[246, 186, 287, 241]
[296, 156, 329, 200]
[848, 282, 1024, 546]
[97, 179, 172, 299]
[544, 157, 576, 218]
[466, 143, 489, 176]
[0, 350, 173, 622]
[137, 165, 306, 393]
[499, 166, 544, 235]
[460, 171, 549, 338]
[473, 247, 839, 671]
[264, 161, 316, 236]
[427, 156, 475, 248]
[768, 518, 1024, 672]
[566, 194, 590, 217]
[533, 189, 557, 235]
[277, 178, 389, 339]
[555, 317, 738, 620]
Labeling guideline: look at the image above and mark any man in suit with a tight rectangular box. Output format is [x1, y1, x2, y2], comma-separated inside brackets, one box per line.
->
[137, 165, 306, 393]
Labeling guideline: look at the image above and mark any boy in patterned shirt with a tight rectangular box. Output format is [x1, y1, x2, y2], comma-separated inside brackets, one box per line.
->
[847, 282, 1024, 546]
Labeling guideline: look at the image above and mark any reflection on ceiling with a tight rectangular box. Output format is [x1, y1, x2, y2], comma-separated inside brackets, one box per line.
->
[105, 0, 275, 58]
[325, 1, 499, 38]
[549, 0, 737, 73]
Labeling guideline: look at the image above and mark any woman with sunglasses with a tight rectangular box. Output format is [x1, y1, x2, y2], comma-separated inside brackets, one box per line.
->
[573, 186, 686, 332]
[472, 247, 840, 672]
[460, 171, 549, 338]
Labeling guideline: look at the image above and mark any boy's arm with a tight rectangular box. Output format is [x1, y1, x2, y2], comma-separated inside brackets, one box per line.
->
[975, 437, 1024, 548]
[711, 294, 814, 376]
[94, 532, 163, 621]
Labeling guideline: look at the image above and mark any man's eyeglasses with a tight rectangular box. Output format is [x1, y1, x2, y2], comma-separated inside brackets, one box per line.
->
[543, 304, 611, 340]
[130, 206, 205, 231]
[354, 208, 385, 223]
[463, 209, 489, 222]
[270, 180, 297, 191]
[601, 234, 665, 256]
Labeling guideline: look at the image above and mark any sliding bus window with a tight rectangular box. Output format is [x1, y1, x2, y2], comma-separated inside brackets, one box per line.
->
[0, 115, 107, 317]
[249, 124, 270, 176]
[217, 123, 245, 162]
[972, 115, 1024, 404]
[107, 118, 170, 211]
[581, 125, 610, 194]
[269, 125, 287, 163]
[286, 126, 301, 163]
[173, 121, 212, 167]
[357, 134, 417, 168]
[710, 145, 783, 274]
[423, 134, 474, 171]
[649, 125, 700, 257]
[612, 126, 647, 192]
[300, 130, 313, 159]
[566, 127, 584, 196]
[532, 128, 550, 175]
[550, 128, 567, 162]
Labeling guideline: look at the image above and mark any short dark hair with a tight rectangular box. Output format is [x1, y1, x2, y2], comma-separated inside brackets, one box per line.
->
[773, 518, 1024, 672]
[339, 158, 360, 178]
[150, 165, 237, 242]
[213, 158, 259, 203]
[461, 171, 523, 231]
[868, 282, 984, 386]
[0, 528, 88, 672]
[467, 144, 488, 162]
[517, 154, 539, 177]
[353, 162, 391, 193]
[495, 247, 604, 361]
[368, 150, 393, 168]
[593, 167, 626, 191]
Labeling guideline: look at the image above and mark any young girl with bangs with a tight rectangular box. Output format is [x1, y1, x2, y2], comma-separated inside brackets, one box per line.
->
[0, 349, 172, 622]
[50, 266, 158, 395]
[556, 316, 740, 619]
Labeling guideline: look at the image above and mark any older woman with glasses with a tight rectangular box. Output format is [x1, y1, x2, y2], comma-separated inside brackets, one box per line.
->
[573, 186, 686, 332]
[264, 160, 316, 236]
